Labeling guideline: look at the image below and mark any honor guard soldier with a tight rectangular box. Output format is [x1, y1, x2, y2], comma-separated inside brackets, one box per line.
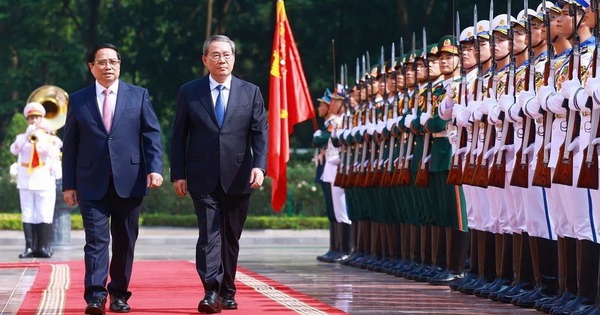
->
[314, 89, 342, 263]
[427, 35, 471, 286]
[10, 102, 61, 258]
[325, 87, 353, 261]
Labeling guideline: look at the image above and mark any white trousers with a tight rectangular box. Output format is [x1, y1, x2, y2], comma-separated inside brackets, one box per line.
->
[331, 185, 351, 224]
[19, 188, 56, 224]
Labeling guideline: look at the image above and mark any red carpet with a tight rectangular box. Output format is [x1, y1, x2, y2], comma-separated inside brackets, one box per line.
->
[15, 260, 347, 314]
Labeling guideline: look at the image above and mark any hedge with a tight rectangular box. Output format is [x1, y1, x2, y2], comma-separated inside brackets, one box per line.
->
[0, 213, 329, 230]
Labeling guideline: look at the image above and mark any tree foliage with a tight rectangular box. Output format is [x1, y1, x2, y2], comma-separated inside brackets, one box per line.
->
[0, 0, 510, 169]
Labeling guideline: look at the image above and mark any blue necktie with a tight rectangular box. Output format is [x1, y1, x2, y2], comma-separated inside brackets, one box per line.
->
[215, 85, 225, 127]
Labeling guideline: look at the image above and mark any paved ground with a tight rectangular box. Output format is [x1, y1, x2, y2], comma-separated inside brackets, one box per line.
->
[0, 227, 537, 314]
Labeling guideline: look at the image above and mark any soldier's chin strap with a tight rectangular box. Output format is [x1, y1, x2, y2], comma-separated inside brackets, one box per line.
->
[514, 47, 528, 56]
[496, 53, 509, 62]
[532, 39, 545, 49]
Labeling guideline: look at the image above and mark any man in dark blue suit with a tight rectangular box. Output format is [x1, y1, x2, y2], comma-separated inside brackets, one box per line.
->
[62, 43, 163, 315]
[170, 34, 268, 314]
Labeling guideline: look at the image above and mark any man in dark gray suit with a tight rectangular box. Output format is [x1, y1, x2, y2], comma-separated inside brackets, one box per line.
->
[170, 34, 268, 314]
[62, 43, 163, 315]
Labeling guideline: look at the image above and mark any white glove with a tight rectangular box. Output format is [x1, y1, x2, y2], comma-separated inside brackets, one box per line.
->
[342, 129, 351, 139]
[452, 103, 466, 120]
[523, 95, 543, 119]
[567, 136, 580, 153]
[376, 121, 386, 133]
[404, 114, 416, 129]
[480, 98, 493, 115]
[537, 85, 556, 111]
[546, 92, 567, 115]
[330, 120, 338, 129]
[313, 130, 322, 138]
[420, 112, 432, 126]
[498, 94, 514, 113]
[25, 124, 37, 136]
[483, 147, 496, 161]
[560, 78, 581, 101]
[456, 106, 472, 127]
[366, 123, 376, 135]
[500, 144, 515, 158]
[523, 143, 535, 156]
[592, 137, 600, 146]
[455, 145, 469, 157]
[517, 91, 535, 114]
[395, 115, 403, 126]
[585, 77, 600, 110]
[386, 119, 395, 130]
[488, 102, 502, 124]
[359, 125, 368, 135]
[423, 154, 431, 164]
[470, 101, 482, 121]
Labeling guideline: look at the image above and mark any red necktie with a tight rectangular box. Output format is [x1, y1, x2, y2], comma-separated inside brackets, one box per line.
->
[102, 89, 112, 132]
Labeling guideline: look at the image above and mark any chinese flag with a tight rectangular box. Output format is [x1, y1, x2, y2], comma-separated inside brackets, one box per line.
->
[268, 0, 315, 211]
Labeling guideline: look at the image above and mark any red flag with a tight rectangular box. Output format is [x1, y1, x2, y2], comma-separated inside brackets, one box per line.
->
[267, 0, 315, 211]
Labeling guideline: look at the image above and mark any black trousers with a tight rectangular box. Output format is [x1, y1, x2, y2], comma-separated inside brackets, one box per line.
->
[191, 185, 250, 299]
[79, 178, 142, 302]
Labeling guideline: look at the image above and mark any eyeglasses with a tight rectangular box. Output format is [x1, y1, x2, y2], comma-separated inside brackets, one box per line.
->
[207, 53, 234, 61]
[93, 59, 121, 68]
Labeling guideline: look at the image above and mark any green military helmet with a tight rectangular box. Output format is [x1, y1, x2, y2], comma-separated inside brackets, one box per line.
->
[385, 57, 398, 74]
[437, 35, 459, 56]
[370, 65, 381, 79]
[414, 45, 437, 60]
[406, 50, 421, 64]
[394, 56, 405, 70]
[427, 44, 438, 56]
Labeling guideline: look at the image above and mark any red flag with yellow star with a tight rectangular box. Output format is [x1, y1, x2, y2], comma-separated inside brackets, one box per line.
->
[268, 0, 315, 211]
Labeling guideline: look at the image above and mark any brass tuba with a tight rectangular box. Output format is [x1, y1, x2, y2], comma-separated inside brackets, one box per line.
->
[27, 85, 69, 131]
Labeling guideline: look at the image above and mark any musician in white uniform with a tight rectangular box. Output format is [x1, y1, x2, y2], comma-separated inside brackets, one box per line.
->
[10, 102, 61, 258]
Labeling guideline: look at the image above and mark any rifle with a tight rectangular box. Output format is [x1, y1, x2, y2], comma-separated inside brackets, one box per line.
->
[415, 27, 432, 187]
[511, 0, 536, 188]
[553, 2, 581, 186]
[392, 43, 412, 186]
[369, 46, 388, 187]
[381, 41, 399, 187]
[359, 52, 377, 188]
[462, 5, 482, 185]
[396, 33, 418, 186]
[353, 55, 370, 187]
[334, 64, 348, 188]
[578, 0, 600, 189]
[473, 1, 497, 188]
[532, 0, 555, 188]
[447, 11, 467, 185]
[344, 58, 364, 188]
[488, 0, 515, 188]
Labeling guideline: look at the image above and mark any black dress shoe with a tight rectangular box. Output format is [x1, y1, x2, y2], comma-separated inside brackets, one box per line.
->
[221, 297, 238, 310]
[85, 297, 106, 315]
[109, 295, 131, 313]
[198, 292, 221, 314]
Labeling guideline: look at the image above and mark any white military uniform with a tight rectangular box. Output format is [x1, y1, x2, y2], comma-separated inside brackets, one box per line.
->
[10, 104, 60, 224]
[322, 115, 351, 224]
